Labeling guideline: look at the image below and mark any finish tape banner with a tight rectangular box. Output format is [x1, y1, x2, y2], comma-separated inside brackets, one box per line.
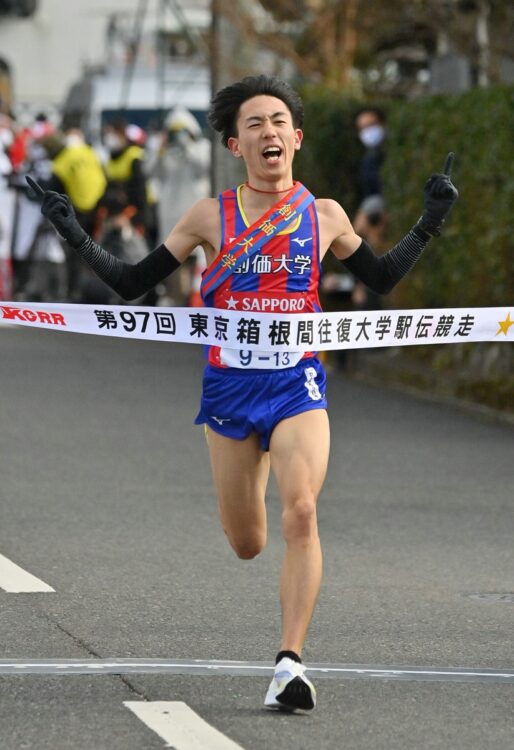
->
[0, 301, 512, 353]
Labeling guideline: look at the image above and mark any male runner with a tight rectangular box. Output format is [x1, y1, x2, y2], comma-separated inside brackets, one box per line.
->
[27, 74, 458, 713]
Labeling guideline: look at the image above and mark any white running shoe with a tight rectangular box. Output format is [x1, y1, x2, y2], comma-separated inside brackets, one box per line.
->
[264, 657, 316, 712]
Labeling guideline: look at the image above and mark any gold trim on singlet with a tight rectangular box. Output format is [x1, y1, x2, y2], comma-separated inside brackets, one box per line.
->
[236, 184, 302, 235]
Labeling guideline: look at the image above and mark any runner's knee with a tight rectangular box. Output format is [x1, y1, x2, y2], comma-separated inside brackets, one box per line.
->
[282, 495, 318, 542]
[228, 530, 266, 560]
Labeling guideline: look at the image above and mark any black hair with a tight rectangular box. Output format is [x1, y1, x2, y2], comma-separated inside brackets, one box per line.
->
[354, 106, 386, 125]
[105, 117, 128, 134]
[208, 75, 304, 148]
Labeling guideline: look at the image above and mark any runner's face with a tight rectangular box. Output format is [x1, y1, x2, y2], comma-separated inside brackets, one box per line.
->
[228, 95, 302, 183]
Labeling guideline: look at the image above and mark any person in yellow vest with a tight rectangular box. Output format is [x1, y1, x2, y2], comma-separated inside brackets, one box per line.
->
[102, 119, 155, 245]
[38, 127, 107, 299]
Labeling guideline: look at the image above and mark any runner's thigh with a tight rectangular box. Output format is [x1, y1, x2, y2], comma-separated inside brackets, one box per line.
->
[206, 427, 270, 539]
[269, 409, 330, 505]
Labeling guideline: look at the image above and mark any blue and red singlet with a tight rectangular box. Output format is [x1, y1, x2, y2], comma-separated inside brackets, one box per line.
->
[201, 183, 323, 370]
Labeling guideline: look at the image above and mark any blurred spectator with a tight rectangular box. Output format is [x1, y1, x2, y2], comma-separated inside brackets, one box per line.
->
[151, 107, 210, 306]
[125, 123, 146, 147]
[354, 106, 386, 202]
[126, 122, 160, 248]
[38, 126, 107, 299]
[30, 112, 54, 142]
[102, 119, 157, 245]
[0, 113, 14, 178]
[353, 194, 388, 248]
[17, 216, 67, 302]
[157, 107, 210, 227]
[8, 122, 54, 297]
[9, 124, 31, 173]
[0, 112, 15, 298]
[40, 127, 106, 231]
[7, 112, 52, 173]
[352, 107, 388, 316]
[6, 121, 68, 301]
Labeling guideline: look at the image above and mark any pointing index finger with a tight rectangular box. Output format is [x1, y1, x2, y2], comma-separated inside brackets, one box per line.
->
[25, 175, 46, 198]
[443, 152, 454, 177]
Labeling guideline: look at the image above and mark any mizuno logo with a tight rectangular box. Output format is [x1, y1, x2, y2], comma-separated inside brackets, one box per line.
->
[211, 417, 231, 425]
[291, 237, 311, 248]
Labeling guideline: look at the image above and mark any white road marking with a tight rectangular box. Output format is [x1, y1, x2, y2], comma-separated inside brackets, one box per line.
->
[124, 701, 246, 749]
[1, 659, 514, 683]
[0, 553, 55, 592]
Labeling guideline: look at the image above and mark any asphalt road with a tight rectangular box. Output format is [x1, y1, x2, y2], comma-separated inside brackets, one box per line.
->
[1, 326, 513, 749]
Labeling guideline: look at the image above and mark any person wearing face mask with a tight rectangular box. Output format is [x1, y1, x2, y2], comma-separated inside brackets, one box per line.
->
[102, 119, 150, 243]
[40, 128, 107, 224]
[348, 107, 388, 319]
[37, 126, 107, 299]
[354, 106, 386, 202]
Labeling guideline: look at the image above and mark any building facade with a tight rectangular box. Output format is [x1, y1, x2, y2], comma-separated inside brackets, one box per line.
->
[0, 0, 210, 123]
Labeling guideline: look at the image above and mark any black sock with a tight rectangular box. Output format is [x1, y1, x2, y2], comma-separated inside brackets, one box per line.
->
[275, 650, 302, 665]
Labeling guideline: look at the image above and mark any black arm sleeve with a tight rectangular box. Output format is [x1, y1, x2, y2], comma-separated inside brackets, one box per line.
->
[76, 237, 181, 300]
[341, 224, 431, 295]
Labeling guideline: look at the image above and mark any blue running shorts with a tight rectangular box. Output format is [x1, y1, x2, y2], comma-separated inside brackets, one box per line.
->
[194, 356, 327, 451]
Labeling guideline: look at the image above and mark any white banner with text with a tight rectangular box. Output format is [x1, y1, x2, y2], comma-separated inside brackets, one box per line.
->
[1, 302, 512, 354]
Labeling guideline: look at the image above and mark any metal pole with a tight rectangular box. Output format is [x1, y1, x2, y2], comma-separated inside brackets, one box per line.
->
[119, 0, 149, 113]
[209, 0, 220, 196]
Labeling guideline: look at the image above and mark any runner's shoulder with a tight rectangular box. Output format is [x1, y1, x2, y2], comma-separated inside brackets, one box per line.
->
[315, 198, 352, 231]
[176, 197, 219, 235]
[315, 197, 348, 220]
[186, 197, 219, 222]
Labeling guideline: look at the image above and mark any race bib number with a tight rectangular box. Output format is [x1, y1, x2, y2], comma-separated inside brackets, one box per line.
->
[219, 348, 305, 370]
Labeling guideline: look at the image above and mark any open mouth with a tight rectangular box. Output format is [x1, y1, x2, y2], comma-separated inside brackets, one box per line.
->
[262, 146, 282, 163]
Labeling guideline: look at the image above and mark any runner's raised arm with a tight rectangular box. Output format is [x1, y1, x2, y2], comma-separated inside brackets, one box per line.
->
[26, 176, 218, 300]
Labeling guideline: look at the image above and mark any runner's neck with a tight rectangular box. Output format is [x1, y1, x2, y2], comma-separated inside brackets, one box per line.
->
[244, 181, 295, 195]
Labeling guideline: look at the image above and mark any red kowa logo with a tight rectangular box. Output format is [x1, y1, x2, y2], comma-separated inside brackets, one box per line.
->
[0, 306, 66, 326]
